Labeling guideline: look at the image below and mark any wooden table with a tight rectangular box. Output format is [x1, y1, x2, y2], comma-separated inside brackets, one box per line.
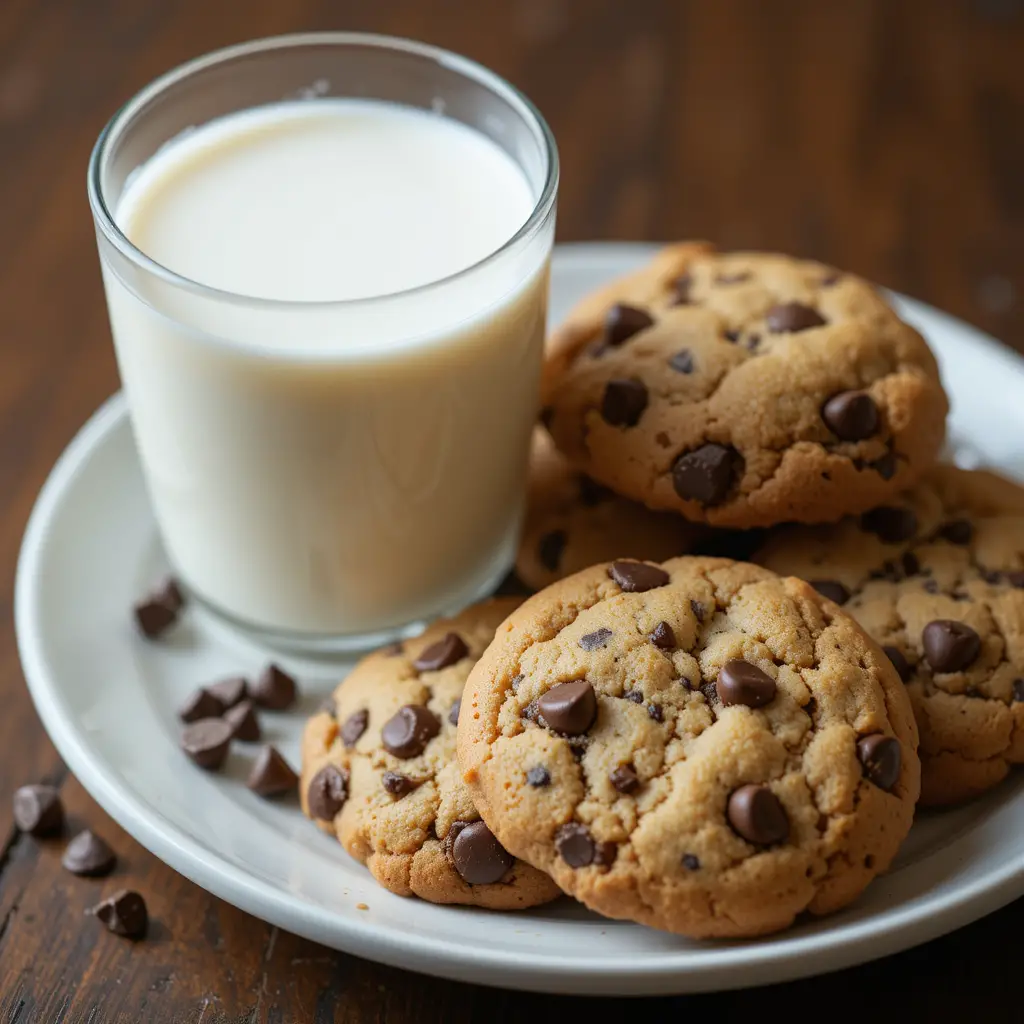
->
[1, 1, 1022, 1019]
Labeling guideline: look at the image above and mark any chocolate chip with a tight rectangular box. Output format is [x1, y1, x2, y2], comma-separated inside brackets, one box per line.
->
[883, 646, 913, 682]
[810, 579, 851, 605]
[1007, 571, 1024, 588]
[604, 303, 654, 347]
[902, 552, 921, 577]
[521, 699, 540, 721]
[690, 599, 706, 622]
[716, 660, 776, 708]
[132, 577, 184, 639]
[594, 841, 618, 867]
[247, 745, 298, 797]
[180, 719, 232, 771]
[699, 681, 718, 705]
[820, 271, 841, 287]
[177, 688, 220, 724]
[939, 519, 974, 545]
[340, 709, 369, 748]
[580, 627, 613, 651]
[556, 822, 595, 867]
[923, 620, 981, 673]
[206, 676, 248, 709]
[861, 507, 918, 543]
[381, 641, 404, 657]
[624, 689, 644, 704]
[526, 765, 551, 787]
[671, 273, 693, 305]
[92, 890, 147, 939]
[600, 379, 648, 427]
[448, 699, 462, 726]
[610, 764, 640, 794]
[12, 784, 63, 836]
[726, 785, 789, 845]
[872, 453, 898, 480]
[673, 444, 739, 505]
[413, 632, 469, 672]
[251, 664, 297, 710]
[223, 700, 261, 742]
[669, 349, 695, 374]
[650, 621, 676, 650]
[307, 765, 348, 820]
[1012, 680, 1024, 703]
[608, 560, 670, 592]
[765, 302, 826, 333]
[449, 820, 514, 885]
[682, 853, 701, 870]
[578, 476, 611, 506]
[62, 830, 116, 877]
[647, 703, 664, 722]
[822, 391, 879, 441]
[510, 674, 524, 692]
[923, 579, 940, 594]
[856, 734, 901, 791]
[538, 681, 597, 735]
[716, 271, 751, 285]
[804, 696, 817, 718]
[724, 329, 741, 343]
[381, 705, 441, 758]
[382, 770, 418, 798]
[538, 530, 567, 572]
[746, 334, 762, 353]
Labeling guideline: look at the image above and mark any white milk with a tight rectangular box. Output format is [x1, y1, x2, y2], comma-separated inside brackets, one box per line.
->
[102, 100, 550, 636]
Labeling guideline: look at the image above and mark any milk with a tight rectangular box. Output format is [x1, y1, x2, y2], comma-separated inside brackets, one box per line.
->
[101, 100, 550, 637]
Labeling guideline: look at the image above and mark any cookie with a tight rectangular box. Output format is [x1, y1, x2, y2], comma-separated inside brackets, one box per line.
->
[756, 465, 1024, 806]
[300, 599, 561, 909]
[458, 556, 919, 938]
[541, 243, 948, 528]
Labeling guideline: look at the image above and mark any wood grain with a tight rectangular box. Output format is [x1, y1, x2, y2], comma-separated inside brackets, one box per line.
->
[0, 0, 1022, 1020]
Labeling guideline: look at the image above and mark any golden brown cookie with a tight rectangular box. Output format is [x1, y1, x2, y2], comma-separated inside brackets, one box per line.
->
[541, 243, 948, 528]
[458, 556, 919, 938]
[301, 599, 561, 909]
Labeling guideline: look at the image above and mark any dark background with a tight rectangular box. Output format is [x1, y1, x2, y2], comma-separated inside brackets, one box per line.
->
[1, 1, 1022, 1020]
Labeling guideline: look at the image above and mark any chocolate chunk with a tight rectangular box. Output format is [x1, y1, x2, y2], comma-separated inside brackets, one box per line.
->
[690, 599, 706, 622]
[716, 660, 776, 708]
[578, 476, 611, 506]
[538, 681, 597, 735]
[604, 303, 654, 347]
[381, 705, 441, 758]
[413, 632, 469, 672]
[579, 627, 613, 651]
[861, 506, 918, 543]
[883, 646, 913, 682]
[822, 391, 879, 441]
[178, 688, 223, 724]
[610, 764, 640, 794]
[856, 734, 901, 792]
[555, 822, 595, 867]
[810, 579, 851, 605]
[673, 444, 739, 505]
[939, 519, 974, 545]
[600, 379, 648, 427]
[650, 621, 676, 650]
[133, 577, 184, 639]
[340, 709, 369, 748]
[307, 765, 349, 820]
[206, 676, 248, 709]
[538, 530, 567, 572]
[247, 745, 298, 797]
[669, 349, 695, 374]
[223, 700, 261, 742]
[251, 664, 298, 710]
[923, 620, 981, 673]
[62, 830, 116, 877]
[92, 890, 148, 939]
[608, 560, 670, 592]
[382, 771, 418, 798]
[1012, 680, 1024, 703]
[12, 784, 63, 836]
[715, 271, 751, 285]
[765, 302, 826, 333]
[682, 853, 701, 870]
[647, 703, 664, 722]
[671, 273, 693, 305]
[726, 785, 789, 845]
[448, 699, 462, 726]
[448, 820, 514, 885]
[872, 453, 898, 480]
[180, 719, 232, 771]
[526, 765, 551, 787]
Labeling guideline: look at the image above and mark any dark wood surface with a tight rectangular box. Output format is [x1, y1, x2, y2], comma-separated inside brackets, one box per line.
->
[1, 1, 1022, 1020]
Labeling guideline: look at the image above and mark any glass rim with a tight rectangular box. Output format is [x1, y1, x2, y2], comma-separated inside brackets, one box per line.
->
[86, 31, 559, 311]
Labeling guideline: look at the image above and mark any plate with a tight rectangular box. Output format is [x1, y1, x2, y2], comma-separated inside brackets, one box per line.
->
[16, 243, 1024, 996]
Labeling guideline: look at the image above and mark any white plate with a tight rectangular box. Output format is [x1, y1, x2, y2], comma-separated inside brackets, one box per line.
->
[16, 243, 1024, 996]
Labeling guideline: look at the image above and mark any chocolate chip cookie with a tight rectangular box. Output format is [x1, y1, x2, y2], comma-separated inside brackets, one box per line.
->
[458, 556, 919, 938]
[541, 243, 948, 528]
[756, 465, 1024, 806]
[300, 599, 560, 909]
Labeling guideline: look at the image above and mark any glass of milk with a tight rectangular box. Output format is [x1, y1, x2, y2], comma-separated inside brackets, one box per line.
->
[87, 34, 558, 650]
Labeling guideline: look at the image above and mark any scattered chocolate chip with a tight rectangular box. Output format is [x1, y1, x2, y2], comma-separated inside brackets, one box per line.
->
[820, 271, 842, 287]
[982, 569, 1003, 584]
[12, 784, 63, 836]
[810, 579, 851, 605]
[923, 620, 981, 673]
[178, 688, 223, 724]
[671, 273, 693, 305]
[382, 770, 417, 798]
[883, 646, 913, 682]
[538, 681, 597, 735]
[727, 785, 789, 845]
[521, 699, 540, 722]
[746, 334, 762, 353]
[92, 890, 147, 939]
[724, 329, 741, 343]
[672, 444, 739, 505]
[555, 822, 595, 867]
[856, 734, 901, 791]
[448, 699, 462, 726]
[872, 453, 898, 480]
[579, 627, 613, 651]
[647, 703, 664, 722]
[526, 765, 551, 787]
[822, 391, 879, 441]
[381, 705, 441, 758]
[133, 595, 179, 639]
[604, 303, 654, 347]
[247, 745, 298, 797]
[699, 681, 718, 705]
[538, 530, 567, 572]
[923, 579, 940, 594]
[449, 820, 514, 885]
[939, 519, 974, 545]
[716, 271, 751, 285]
[669, 349, 695, 374]
[600, 379, 648, 427]
[414, 632, 469, 672]
[578, 476, 611, 506]
[381, 641, 404, 657]
[690, 599, 706, 622]
[610, 764, 640, 794]
[205, 676, 247, 709]
[1012, 680, 1024, 703]
[902, 552, 921, 577]
[307, 765, 349, 820]
[650, 621, 676, 650]
[594, 841, 618, 867]
[223, 700, 261, 742]
[62, 830, 116, 877]
[341, 709, 369, 748]
[608, 560, 670, 592]
[861, 507, 918, 544]
[682, 853, 701, 870]
[716, 660, 777, 708]
[251, 664, 297, 710]
[180, 719, 232, 771]
[1007, 571, 1024, 588]
[765, 302, 826, 333]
